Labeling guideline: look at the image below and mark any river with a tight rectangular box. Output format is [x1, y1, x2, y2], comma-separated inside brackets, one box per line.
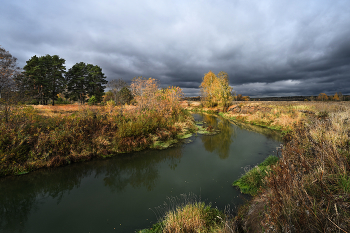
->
[0, 113, 281, 233]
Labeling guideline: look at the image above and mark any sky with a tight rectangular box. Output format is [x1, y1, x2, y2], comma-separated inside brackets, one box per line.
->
[1, 0, 350, 97]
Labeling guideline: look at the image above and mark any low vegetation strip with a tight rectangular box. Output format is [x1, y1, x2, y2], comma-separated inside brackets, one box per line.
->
[233, 156, 279, 196]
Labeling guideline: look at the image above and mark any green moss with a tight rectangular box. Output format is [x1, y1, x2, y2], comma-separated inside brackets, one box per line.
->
[233, 155, 279, 196]
[152, 139, 179, 149]
[196, 125, 220, 135]
[176, 133, 193, 139]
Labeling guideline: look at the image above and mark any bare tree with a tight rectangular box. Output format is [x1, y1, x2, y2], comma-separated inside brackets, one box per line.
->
[0, 46, 20, 99]
[107, 78, 128, 105]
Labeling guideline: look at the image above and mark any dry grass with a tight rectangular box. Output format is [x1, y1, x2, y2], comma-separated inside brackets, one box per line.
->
[233, 103, 350, 232]
[163, 202, 208, 233]
[0, 103, 195, 176]
[32, 104, 138, 117]
[188, 101, 350, 132]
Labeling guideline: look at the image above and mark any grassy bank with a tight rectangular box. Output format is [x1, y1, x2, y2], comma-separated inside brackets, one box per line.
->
[0, 104, 196, 176]
[233, 155, 279, 196]
[226, 102, 350, 232]
[185, 101, 350, 232]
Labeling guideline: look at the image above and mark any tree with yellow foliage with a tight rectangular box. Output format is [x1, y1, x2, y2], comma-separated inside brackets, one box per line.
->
[317, 93, 328, 101]
[200, 71, 218, 107]
[200, 71, 233, 110]
[216, 71, 233, 110]
[333, 93, 340, 101]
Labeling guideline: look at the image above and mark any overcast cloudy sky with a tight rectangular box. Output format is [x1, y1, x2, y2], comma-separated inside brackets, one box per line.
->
[1, 0, 350, 97]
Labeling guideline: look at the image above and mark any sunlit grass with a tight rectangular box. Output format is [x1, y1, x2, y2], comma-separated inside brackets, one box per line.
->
[0, 104, 195, 176]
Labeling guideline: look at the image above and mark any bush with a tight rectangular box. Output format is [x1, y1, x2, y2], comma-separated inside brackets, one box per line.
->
[56, 98, 70, 104]
[87, 95, 98, 105]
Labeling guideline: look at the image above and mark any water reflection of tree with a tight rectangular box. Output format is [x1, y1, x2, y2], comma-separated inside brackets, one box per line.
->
[0, 167, 88, 233]
[0, 145, 183, 232]
[201, 115, 235, 159]
[233, 121, 281, 142]
[101, 145, 182, 192]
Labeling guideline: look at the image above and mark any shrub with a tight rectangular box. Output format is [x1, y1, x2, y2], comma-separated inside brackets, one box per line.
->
[88, 95, 98, 105]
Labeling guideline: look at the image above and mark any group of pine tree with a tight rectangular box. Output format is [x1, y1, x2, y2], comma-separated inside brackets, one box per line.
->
[19, 55, 108, 105]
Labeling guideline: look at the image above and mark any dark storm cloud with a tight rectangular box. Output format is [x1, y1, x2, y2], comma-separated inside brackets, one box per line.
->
[1, 0, 350, 96]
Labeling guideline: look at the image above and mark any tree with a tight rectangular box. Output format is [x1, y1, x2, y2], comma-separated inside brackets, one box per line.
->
[118, 86, 133, 105]
[216, 71, 233, 110]
[107, 78, 128, 105]
[200, 71, 233, 110]
[237, 94, 250, 101]
[0, 46, 20, 100]
[200, 71, 218, 107]
[130, 77, 159, 110]
[65, 62, 89, 104]
[23, 54, 66, 105]
[65, 62, 107, 104]
[317, 93, 328, 101]
[85, 64, 107, 102]
[333, 93, 340, 101]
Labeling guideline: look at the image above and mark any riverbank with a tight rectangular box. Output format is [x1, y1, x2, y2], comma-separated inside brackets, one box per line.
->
[170, 101, 350, 232]
[0, 104, 197, 177]
[229, 102, 349, 232]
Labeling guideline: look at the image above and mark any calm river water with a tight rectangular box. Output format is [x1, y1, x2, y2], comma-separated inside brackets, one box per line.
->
[0, 114, 281, 233]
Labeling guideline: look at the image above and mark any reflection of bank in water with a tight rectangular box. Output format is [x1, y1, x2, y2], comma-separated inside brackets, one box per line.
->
[0, 146, 184, 233]
[228, 119, 282, 142]
[197, 114, 236, 159]
[195, 113, 281, 159]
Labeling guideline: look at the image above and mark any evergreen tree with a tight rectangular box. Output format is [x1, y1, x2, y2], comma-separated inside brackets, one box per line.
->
[66, 62, 107, 103]
[85, 64, 107, 102]
[65, 62, 89, 104]
[23, 55, 66, 105]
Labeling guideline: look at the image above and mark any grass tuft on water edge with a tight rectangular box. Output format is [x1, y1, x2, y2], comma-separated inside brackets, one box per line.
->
[138, 202, 225, 233]
[233, 155, 279, 196]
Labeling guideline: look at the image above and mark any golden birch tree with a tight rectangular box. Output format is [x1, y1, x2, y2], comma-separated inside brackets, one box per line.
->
[200, 71, 218, 107]
[200, 71, 233, 109]
[216, 71, 233, 110]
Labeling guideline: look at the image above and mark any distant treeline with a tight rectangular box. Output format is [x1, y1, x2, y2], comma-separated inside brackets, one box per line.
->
[184, 95, 350, 102]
